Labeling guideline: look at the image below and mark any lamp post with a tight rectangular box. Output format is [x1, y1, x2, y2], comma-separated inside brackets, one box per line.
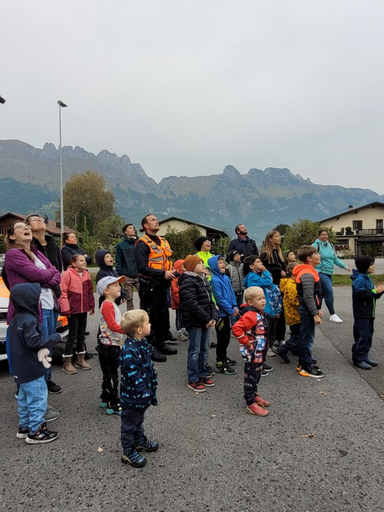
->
[57, 100, 68, 248]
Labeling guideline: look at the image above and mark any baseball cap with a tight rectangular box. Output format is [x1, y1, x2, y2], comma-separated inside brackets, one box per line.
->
[96, 275, 126, 295]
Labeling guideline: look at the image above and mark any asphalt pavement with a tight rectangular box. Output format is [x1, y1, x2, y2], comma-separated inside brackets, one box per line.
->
[1, 289, 384, 512]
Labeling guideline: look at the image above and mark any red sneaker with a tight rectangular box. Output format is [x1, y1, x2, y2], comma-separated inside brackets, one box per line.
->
[188, 381, 207, 393]
[254, 394, 270, 407]
[199, 378, 215, 387]
[246, 403, 269, 416]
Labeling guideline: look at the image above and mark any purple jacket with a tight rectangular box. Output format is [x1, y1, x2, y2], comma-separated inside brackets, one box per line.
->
[4, 246, 61, 323]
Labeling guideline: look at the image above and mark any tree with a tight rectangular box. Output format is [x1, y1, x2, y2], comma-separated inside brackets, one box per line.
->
[63, 171, 115, 236]
[165, 225, 205, 261]
[274, 224, 290, 236]
[282, 219, 323, 251]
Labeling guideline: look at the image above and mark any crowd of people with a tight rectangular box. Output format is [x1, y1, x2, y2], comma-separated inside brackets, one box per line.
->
[2, 213, 384, 467]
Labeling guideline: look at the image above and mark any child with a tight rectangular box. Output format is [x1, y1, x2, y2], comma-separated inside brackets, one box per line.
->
[226, 250, 245, 308]
[351, 256, 384, 370]
[243, 255, 282, 360]
[277, 262, 301, 363]
[208, 255, 238, 375]
[179, 255, 218, 392]
[232, 286, 270, 417]
[96, 275, 126, 415]
[9, 283, 61, 444]
[292, 246, 324, 379]
[120, 309, 158, 468]
[170, 259, 189, 341]
[285, 250, 297, 265]
[95, 249, 126, 307]
[59, 254, 95, 374]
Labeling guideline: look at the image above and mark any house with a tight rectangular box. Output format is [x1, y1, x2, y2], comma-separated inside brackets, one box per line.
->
[145, 216, 228, 241]
[319, 202, 384, 256]
[0, 212, 75, 239]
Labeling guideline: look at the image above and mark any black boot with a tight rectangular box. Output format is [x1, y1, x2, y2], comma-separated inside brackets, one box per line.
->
[151, 347, 167, 362]
[158, 343, 178, 356]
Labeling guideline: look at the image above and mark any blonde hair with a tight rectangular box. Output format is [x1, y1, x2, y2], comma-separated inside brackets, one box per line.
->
[260, 230, 284, 263]
[244, 286, 264, 302]
[121, 309, 149, 337]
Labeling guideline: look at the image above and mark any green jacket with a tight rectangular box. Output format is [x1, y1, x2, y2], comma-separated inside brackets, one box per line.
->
[116, 236, 139, 278]
[312, 239, 347, 276]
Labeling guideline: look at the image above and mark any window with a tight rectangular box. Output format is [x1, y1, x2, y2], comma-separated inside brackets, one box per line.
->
[353, 220, 362, 231]
[376, 219, 383, 230]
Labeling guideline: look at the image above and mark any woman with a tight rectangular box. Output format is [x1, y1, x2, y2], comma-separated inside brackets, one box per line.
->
[312, 229, 351, 322]
[260, 230, 287, 354]
[61, 232, 92, 271]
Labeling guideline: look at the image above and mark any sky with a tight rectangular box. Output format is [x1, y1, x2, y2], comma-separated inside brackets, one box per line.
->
[1, 0, 384, 194]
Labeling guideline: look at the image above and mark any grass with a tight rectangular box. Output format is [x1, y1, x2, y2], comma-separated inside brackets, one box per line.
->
[333, 274, 384, 286]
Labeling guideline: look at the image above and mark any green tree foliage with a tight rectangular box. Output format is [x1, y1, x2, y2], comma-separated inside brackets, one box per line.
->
[214, 236, 230, 257]
[96, 214, 126, 252]
[165, 226, 205, 261]
[282, 219, 337, 251]
[274, 223, 290, 236]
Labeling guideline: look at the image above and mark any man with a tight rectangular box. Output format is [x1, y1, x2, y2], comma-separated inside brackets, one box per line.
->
[25, 214, 63, 395]
[134, 214, 178, 362]
[116, 223, 140, 311]
[227, 224, 259, 261]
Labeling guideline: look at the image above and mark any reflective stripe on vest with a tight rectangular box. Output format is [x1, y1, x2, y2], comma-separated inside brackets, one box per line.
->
[139, 234, 173, 272]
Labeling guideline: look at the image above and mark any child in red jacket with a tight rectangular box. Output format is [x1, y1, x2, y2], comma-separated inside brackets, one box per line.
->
[59, 254, 95, 374]
[170, 259, 189, 342]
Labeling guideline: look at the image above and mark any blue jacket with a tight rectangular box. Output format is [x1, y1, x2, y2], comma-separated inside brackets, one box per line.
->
[8, 283, 61, 383]
[351, 269, 383, 319]
[208, 256, 237, 317]
[243, 269, 282, 317]
[120, 336, 158, 410]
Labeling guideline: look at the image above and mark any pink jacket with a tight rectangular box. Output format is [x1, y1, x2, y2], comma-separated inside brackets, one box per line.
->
[59, 267, 95, 315]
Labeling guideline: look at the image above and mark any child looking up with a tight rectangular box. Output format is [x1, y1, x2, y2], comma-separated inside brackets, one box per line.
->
[59, 254, 95, 374]
[292, 246, 324, 379]
[351, 256, 384, 370]
[120, 309, 158, 468]
[96, 275, 126, 415]
[170, 259, 189, 341]
[226, 250, 245, 308]
[95, 250, 126, 307]
[232, 286, 270, 417]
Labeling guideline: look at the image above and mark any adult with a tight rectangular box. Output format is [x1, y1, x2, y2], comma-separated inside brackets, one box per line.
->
[61, 232, 92, 271]
[134, 214, 178, 362]
[260, 230, 287, 352]
[116, 223, 139, 311]
[312, 229, 351, 322]
[227, 224, 259, 261]
[26, 213, 63, 394]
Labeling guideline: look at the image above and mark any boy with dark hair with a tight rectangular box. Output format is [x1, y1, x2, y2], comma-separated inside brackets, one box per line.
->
[292, 246, 324, 379]
[115, 224, 139, 311]
[351, 256, 384, 370]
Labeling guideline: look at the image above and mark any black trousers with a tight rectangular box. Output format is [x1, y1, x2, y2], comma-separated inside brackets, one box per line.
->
[121, 408, 146, 455]
[65, 312, 87, 356]
[244, 357, 263, 405]
[215, 316, 231, 363]
[98, 344, 120, 405]
[139, 284, 169, 347]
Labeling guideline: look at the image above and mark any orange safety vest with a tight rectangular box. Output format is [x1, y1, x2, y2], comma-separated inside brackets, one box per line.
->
[138, 234, 173, 274]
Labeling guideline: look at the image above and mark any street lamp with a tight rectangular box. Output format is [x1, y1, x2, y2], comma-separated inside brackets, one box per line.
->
[57, 100, 68, 247]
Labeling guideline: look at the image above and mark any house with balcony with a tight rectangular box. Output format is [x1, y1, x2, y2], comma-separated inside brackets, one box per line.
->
[318, 202, 384, 256]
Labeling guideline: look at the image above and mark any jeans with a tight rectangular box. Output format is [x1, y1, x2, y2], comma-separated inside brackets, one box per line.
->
[41, 308, 56, 381]
[319, 273, 335, 315]
[18, 376, 48, 433]
[187, 327, 208, 382]
[121, 408, 146, 455]
[298, 305, 315, 370]
[352, 318, 374, 362]
[285, 323, 301, 352]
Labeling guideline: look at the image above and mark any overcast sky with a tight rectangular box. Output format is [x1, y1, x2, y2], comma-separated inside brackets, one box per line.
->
[1, 0, 384, 194]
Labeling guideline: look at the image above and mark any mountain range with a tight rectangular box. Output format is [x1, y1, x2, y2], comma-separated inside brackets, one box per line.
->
[0, 139, 382, 241]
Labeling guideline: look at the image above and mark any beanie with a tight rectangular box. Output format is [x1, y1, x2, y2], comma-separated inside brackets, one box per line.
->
[194, 236, 210, 251]
[183, 255, 203, 272]
[228, 250, 239, 261]
[354, 256, 374, 274]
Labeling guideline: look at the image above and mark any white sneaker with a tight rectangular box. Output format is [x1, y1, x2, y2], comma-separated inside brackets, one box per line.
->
[267, 348, 276, 357]
[330, 314, 343, 323]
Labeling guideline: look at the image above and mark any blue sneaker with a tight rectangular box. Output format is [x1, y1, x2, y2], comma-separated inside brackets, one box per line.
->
[106, 403, 122, 415]
[136, 437, 159, 452]
[121, 450, 147, 468]
[99, 402, 108, 409]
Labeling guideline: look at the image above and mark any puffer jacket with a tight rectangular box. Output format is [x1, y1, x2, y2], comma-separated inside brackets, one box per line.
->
[59, 267, 95, 315]
[170, 259, 184, 309]
[312, 239, 348, 276]
[292, 264, 322, 316]
[179, 271, 218, 328]
[243, 270, 282, 317]
[351, 269, 383, 319]
[226, 261, 245, 294]
[279, 277, 300, 325]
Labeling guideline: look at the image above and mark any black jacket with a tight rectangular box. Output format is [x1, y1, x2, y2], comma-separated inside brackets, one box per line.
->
[179, 272, 218, 328]
[134, 234, 168, 287]
[260, 249, 286, 286]
[8, 283, 61, 384]
[62, 244, 92, 270]
[32, 234, 62, 272]
[95, 250, 126, 307]
[227, 237, 259, 261]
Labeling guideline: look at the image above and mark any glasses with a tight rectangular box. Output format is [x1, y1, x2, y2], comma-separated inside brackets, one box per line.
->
[13, 224, 31, 230]
[28, 217, 43, 223]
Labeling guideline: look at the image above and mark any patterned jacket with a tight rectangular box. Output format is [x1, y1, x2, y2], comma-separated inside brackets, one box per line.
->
[279, 277, 300, 325]
[232, 305, 268, 362]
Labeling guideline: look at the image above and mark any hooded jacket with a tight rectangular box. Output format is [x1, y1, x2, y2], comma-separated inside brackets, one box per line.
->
[232, 304, 268, 362]
[170, 259, 184, 309]
[59, 267, 95, 315]
[312, 238, 348, 276]
[243, 269, 282, 317]
[351, 269, 383, 319]
[179, 271, 217, 328]
[95, 250, 126, 307]
[279, 277, 300, 325]
[292, 264, 322, 316]
[8, 283, 61, 384]
[115, 236, 139, 278]
[208, 255, 237, 317]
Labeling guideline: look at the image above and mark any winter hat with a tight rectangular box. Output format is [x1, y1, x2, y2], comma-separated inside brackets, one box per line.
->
[354, 256, 374, 274]
[183, 255, 203, 272]
[96, 275, 126, 295]
[173, 259, 184, 272]
[228, 250, 240, 261]
[194, 236, 210, 251]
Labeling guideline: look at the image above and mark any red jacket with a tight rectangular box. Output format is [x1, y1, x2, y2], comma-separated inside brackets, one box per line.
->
[59, 267, 95, 315]
[170, 259, 184, 309]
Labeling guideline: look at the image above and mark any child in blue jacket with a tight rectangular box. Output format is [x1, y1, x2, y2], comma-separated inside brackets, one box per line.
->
[351, 256, 384, 370]
[208, 255, 239, 375]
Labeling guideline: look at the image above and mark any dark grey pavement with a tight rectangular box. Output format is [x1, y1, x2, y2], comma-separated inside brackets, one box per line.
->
[1, 289, 384, 512]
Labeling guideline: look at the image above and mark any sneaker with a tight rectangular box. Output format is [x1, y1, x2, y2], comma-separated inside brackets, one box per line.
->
[205, 364, 215, 378]
[25, 423, 59, 444]
[296, 361, 301, 372]
[225, 358, 237, 366]
[136, 437, 159, 452]
[246, 403, 269, 417]
[121, 450, 147, 468]
[106, 403, 122, 415]
[298, 367, 325, 379]
[47, 379, 62, 395]
[263, 363, 273, 373]
[99, 402, 108, 409]
[177, 332, 189, 342]
[188, 381, 207, 393]
[44, 409, 60, 423]
[261, 369, 269, 377]
[199, 377, 215, 387]
[254, 394, 270, 407]
[215, 363, 237, 375]
[267, 348, 276, 357]
[182, 330, 189, 338]
[330, 314, 343, 323]
[276, 346, 290, 364]
[16, 427, 29, 439]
